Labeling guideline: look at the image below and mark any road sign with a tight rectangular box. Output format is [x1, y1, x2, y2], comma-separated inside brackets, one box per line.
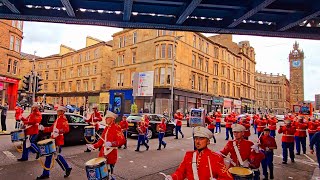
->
[133, 71, 154, 97]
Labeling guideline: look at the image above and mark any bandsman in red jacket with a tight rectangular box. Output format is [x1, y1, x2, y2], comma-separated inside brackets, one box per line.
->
[14, 104, 24, 129]
[259, 128, 277, 180]
[239, 117, 251, 140]
[164, 126, 233, 180]
[84, 105, 103, 152]
[268, 116, 278, 137]
[144, 114, 150, 143]
[174, 110, 184, 139]
[253, 113, 260, 134]
[215, 110, 222, 133]
[86, 111, 125, 179]
[256, 116, 268, 138]
[278, 119, 296, 164]
[135, 119, 149, 151]
[18, 104, 41, 162]
[225, 114, 235, 140]
[37, 106, 72, 179]
[308, 117, 319, 142]
[119, 115, 129, 149]
[157, 117, 167, 150]
[294, 116, 308, 155]
[205, 113, 216, 143]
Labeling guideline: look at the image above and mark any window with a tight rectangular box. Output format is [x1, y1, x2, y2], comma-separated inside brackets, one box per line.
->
[161, 44, 166, 59]
[131, 72, 135, 86]
[77, 67, 81, 77]
[54, 83, 58, 92]
[14, 38, 20, 52]
[155, 45, 159, 59]
[227, 68, 230, 79]
[68, 82, 72, 92]
[85, 52, 90, 61]
[192, 54, 196, 67]
[198, 38, 201, 50]
[191, 74, 195, 89]
[221, 82, 226, 95]
[133, 32, 137, 44]
[85, 65, 90, 76]
[46, 62, 50, 68]
[213, 81, 218, 94]
[167, 68, 172, 84]
[132, 51, 136, 64]
[233, 70, 236, 81]
[227, 83, 230, 96]
[10, 36, 14, 50]
[198, 56, 203, 70]
[62, 70, 66, 80]
[70, 68, 73, 78]
[44, 83, 48, 91]
[214, 47, 219, 58]
[84, 81, 89, 91]
[121, 54, 125, 65]
[167, 44, 173, 59]
[17, 21, 22, 30]
[117, 73, 124, 86]
[94, 49, 99, 59]
[119, 37, 123, 48]
[11, 20, 15, 27]
[205, 59, 208, 72]
[247, 73, 250, 84]
[205, 42, 209, 54]
[123, 36, 126, 47]
[92, 80, 96, 90]
[54, 71, 59, 80]
[205, 78, 208, 92]
[93, 64, 97, 75]
[213, 64, 218, 76]
[69, 115, 85, 123]
[243, 72, 246, 82]
[201, 40, 204, 51]
[198, 76, 202, 91]
[76, 81, 81, 91]
[61, 82, 65, 92]
[193, 35, 196, 48]
[154, 68, 159, 84]
[45, 71, 49, 80]
[160, 67, 165, 85]
[78, 54, 82, 63]
[7, 59, 12, 73]
[13, 61, 18, 74]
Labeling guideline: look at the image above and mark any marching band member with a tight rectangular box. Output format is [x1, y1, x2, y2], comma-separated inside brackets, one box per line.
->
[253, 113, 260, 134]
[205, 113, 216, 143]
[294, 116, 308, 155]
[144, 114, 150, 143]
[84, 105, 103, 152]
[86, 111, 125, 179]
[220, 124, 264, 179]
[260, 128, 277, 180]
[17, 104, 41, 161]
[256, 116, 268, 138]
[135, 120, 149, 151]
[278, 119, 296, 164]
[310, 126, 320, 169]
[308, 117, 319, 142]
[239, 117, 251, 140]
[14, 104, 24, 129]
[215, 110, 222, 133]
[157, 117, 167, 150]
[165, 126, 233, 180]
[268, 116, 278, 137]
[37, 106, 72, 179]
[174, 110, 184, 139]
[119, 115, 129, 149]
[224, 114, 235, 140]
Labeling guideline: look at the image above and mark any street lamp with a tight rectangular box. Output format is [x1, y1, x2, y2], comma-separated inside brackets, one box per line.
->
[32, 51, 37, 104]
[170, 35, 183, 120]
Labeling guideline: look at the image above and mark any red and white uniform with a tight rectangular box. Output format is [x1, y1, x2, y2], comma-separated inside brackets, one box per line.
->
[174, 112, 183, 127]
[85, 111, 102, 130]
[259, 135, 277, 151]
[205, 116, 215, 130]
[171, 148, 233, 180]
[138, 122, 147, 135]
[215, 112, 222, 123]
[308, 120, 319, 135]
[43, 115, 69, 146]
[14, 106, 24, 120]
[256, 118, 267, 133]
[239, 120, 251, 138]
[294, 121, 308, 137]
[21, 110, 42, 135]
[119, 119, 129, 131]
[144, 116, 150, 128]
[158, 122, 166, 133]
[225, 115, 235, 128]
[278, 125, 296, 143]
[268, 117, 278, 131]
[93, 123, 125, 165]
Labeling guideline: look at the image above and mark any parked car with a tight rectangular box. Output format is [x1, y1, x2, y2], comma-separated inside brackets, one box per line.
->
[66, 105, 78, 113]
[127, 114, 176, 139]
[43, 104, 53, 110]
[37, 112, 104, 145]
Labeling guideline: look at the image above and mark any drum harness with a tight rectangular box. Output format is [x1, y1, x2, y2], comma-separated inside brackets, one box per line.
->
[84, 113, 98, 144]
[192, 151, 215, 180]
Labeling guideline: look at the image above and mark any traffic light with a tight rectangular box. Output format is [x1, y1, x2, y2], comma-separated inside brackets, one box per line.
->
[23, 75, 31, 92]
[35, 76, 43, 92]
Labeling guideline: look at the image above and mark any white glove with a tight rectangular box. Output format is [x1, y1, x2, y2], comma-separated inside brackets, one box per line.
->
[242, 160, 250, 168]
[86, 144, 95, 150]
[251, 144, 259, 153]
[38, 125, 44, 131]
[105, 141, 112, 147]
[53, 128, 59, 134]
[165, 175, 173, 180]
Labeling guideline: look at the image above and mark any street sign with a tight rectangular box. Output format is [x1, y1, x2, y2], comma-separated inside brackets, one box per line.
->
[133, 71, 154, 97]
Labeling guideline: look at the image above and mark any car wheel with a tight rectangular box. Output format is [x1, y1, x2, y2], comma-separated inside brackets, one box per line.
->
[147, 129, 153, 139]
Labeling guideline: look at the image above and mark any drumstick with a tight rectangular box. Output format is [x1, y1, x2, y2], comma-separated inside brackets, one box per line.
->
[219, 153, 236, 166]
[159, 172, 167, 177]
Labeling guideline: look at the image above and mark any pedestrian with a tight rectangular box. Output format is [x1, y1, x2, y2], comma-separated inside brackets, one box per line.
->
[215, 109, 222, 133]
[144, 114, 150, 143]
[135, 120, 149, 151]
[278, 119, 296, 164]
[294, 116, 308, 155]
[37, 106, 72, 179]
[260, 128, 277, 180]
[268, 116, 278, 137]
[119, 115, 128, 149]
[79, 105, 84, 116]
[174, 110, 184, 139]
[164, 126, 233, 180]
[163, 109, 168, 117]
[17, 104, 41, 161]
[86, 111, 125, 180]
[157, 117, 167, 150]
[84, 105, 103, 152]
[14, 104, 24, 129]
[220, 124, 265, 180]
[224, 114, 235, 140]
[310, 127, 320, 169]
[0, 102, 9, 133]
[205, 113, 216, 143]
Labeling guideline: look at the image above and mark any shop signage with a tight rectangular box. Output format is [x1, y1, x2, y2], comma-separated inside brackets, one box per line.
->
[233, 100, 242, 108]
[223, 98, 232, 108]
[212, 97, 224, 105]
[0, 76, 18, 83]
[132, 71, 154, 96]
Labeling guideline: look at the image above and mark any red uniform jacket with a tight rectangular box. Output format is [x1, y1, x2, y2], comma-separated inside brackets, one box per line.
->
[205, 116, 215, 130]
[93, 123, 125, 165]
[294, 122, 308, 137]
[215, 112, 222, 123]
[220, 139, 254, 167]
[21, 110, 42, 135]
[138, 123, 147, 135]
[256, 119, 267, 132]
[225, 116, 234, 128]
[268, 117, 277, 130]
[14, 106, 24, 120]
[158, 122, 166, 132]
[278, 125, 296, 142]
[85, 111, 102, 130]
[259, 135, 277, 151]
[119, 120, 129, 131]
[144, 117, 150, 128]
[44, 115, 69, 146]
[253, 115, 259, 125]
[239, 120, 251, 138]
[308, 121, 319, 134]
[175, 113, 183, 126]
[249, 150, 265, 169]
[171, 148, 233, 180]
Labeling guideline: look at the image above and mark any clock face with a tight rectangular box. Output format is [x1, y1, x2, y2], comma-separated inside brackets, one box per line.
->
[292, 60, 301, 68]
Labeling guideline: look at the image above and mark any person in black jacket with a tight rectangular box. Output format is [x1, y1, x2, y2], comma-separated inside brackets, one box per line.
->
[79, 105, 84, 116]
[0, 102, 9, 133]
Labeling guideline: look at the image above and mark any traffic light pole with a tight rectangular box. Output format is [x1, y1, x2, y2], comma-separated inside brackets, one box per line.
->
[32, 51, 37, 104]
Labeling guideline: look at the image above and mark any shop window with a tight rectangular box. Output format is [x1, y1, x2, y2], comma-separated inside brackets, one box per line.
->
[7, 59, 12, 73]
[13, 60, 18, 74]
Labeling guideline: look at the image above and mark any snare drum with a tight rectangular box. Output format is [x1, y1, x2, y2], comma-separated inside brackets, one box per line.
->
[85, 157, 109, 180]
[37, 139, 56, 157]
[228, 167, 254, 180]
[10, 130, 26, 142]
[84, 126, 96, 137]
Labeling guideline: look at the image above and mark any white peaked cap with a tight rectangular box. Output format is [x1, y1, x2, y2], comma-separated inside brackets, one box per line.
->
[57, 106, 67, 112]
[105, 111, 118, 119]
[193, 126, 213, 139]
[231, 124, 246, 132]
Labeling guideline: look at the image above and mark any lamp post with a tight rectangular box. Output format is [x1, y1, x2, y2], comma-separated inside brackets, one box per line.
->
[170, 35, 183, 120]
[32, 51, 37, 104]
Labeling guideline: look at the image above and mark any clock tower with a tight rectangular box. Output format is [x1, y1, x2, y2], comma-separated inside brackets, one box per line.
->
[289, 41, 304, 105]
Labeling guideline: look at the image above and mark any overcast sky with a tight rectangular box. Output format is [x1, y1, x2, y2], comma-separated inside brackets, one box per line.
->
[21, 22, 320, 101]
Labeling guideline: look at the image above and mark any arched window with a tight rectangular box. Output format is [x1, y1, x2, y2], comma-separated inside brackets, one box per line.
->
[13, 61, 18, 74]
[7, 59, 12, 73]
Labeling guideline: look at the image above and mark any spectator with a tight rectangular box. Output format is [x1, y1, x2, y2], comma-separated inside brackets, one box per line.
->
[79, 105, 84, 116]
[0, 102, 9, 133]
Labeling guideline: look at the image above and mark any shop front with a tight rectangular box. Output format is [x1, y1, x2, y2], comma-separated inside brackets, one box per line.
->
[233, 100, 242, 114]
[0, 76, 19, 110]
[109, 89, 134, 114]
[212, 97, 224, 112]
[223, 98, 233, 114]
[241, 98, 254, 113]
[99, 92, 110, 113]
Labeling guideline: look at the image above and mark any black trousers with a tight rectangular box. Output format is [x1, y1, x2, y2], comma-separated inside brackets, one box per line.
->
[1, 115, 7, 131]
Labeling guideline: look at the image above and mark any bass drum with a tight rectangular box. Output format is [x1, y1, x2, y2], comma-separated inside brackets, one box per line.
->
[228, 167, 253, 180]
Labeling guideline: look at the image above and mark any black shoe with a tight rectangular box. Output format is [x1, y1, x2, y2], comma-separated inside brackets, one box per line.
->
[118, 146, 122, 149]
[291, 159, 295, 163]
[282, 161, 287, 164]
[135, 149, 139, 152]
[124, 147, 127, 149]
[146, 146, 149, 151]
[36, 175, 49, 179]
[64, 168, 72, 177]
[303, 152, 306, 154]
[17, 158, 28, 162]
[84, 149, 91, 152]
[174, 137, 178, 139]
[163, 144, 166, 149]
[270, 175, 274, 179]
[225, 138, 229, 140]
[182, 134, 184, 138]
[157, 148, 161, 150]
[296, 153, 300, 155]
[36, 153, 40, 160]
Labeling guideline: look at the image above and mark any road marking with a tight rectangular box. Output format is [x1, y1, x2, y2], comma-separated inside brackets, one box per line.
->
[187, 137, 193, 139]
[119, 156, 122, 159]
[288, 177, 293, 179]
[181, 149, 185, 151]
[303, 154, 316, 163]
[3, 151, 16, 160]
[130, 161, 133, 163]
[143, 166, 147, 168]
[274, 155, 318, 166]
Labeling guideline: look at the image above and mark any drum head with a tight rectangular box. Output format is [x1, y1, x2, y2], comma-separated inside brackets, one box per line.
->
[85, 126, 95, 129]
[229, 167, 253, 176]
[38, 138, 55, 145]
[85, 157, 106, 166]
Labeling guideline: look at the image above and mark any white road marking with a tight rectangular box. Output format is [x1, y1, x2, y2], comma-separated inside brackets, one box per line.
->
[130, 161, 133, 163]
[187, 137, 193, 139]
[143, 166, 147, 168]
[303, 154, 316, 163]
[288, 177, 293, 179]
[181, 149, 185, 151]
[274, 155, 318, 166]
[119, 156, 122, 159]
[3, 151, 16, 160]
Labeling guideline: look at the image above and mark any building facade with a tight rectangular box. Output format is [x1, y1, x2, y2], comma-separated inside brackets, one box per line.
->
[110, 29, 256, 115]
[289, 41, 304, 105]
[34, 37, 113, 110]
[255, 71, 290, 114]
[0, 20, 23, 109]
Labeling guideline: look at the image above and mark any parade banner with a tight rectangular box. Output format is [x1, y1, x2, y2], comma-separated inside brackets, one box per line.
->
[189, 108, 205, 127]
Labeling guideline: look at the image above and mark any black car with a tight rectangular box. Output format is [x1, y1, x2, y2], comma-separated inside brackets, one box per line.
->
[37, 112, 104, 145]
[127, 114, 176, 139]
